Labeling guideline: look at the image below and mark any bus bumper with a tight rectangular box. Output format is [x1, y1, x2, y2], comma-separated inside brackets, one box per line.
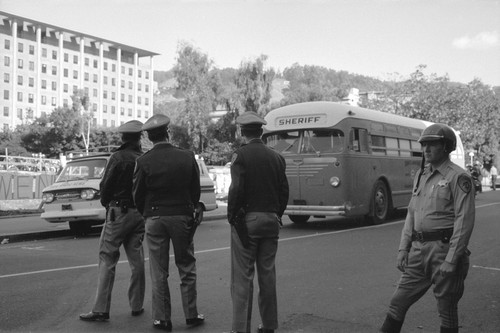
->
[285, 205, 346, 216]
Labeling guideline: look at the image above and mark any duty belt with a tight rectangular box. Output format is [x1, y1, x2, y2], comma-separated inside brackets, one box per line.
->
[109, 200, 135, 208]
[412, 228, 453, 243]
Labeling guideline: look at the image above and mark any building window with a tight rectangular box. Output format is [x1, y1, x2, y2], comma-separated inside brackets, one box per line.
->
[128, 108, 132, 116]
[63, 99, 68, 107]
[3, 106, 9, 117]
[103, 76, 108, 85]
[112, 64, 116, 72]
[41, 95, 46, 105]
[93, 74, 98, 83]
[85, 57, 89, 66]
[51, 81, 57, 91]
[64, 53, 69, 62]
[104, 62, 108, 70]
[41, 64, 47, 73]
[103, 90, 108, 99]
[63, 84, 68, 92]
[29, 77, 34, 87]
[42, 48, 47, 57]
[64, 68, 68, 77]
[120, 107, 124, 115]
[42, 80, 47, 89]
[137, 109, 141, 117]
[4, 90, 9, 100]
[128, 95, 132, 103]
[138, 70, 142, 78]
[145, 110, 149, 118]
[111, 106, 115, 114]
[17, 92, 23, 102]
[29, 94, 34, 103]
[121, 80, 125, 88]
[93, 59, 98, 68]
[17, 75, 23, 86]
[18, 59, 23, 69]
[111, 120, 115, 127]
[128, 81, 133, 89]
[84, 72, 89, 81]
[52, 66, 57, 75]
[73, 85, 78, 93]
[92, 103, 97, 111]
[51, 97, 56, 106]
[18, 42, 23, 52]
[17, 108, 23, 119]
[4, 56, 10, 67]
[93, 89, 98, 97]
[84, 87, 89, 95]
[29, 45, 35, 55]
[145, 85, 149, 93]
[111, 92, 116, 100]
[145, 71, 149, 79]
[137, 96, 141, 104]
[112, 78, 116, 86]
[4, 73, 9, 83]
[121, 66, 125, 74]
[121, 93, 125, 102]
[52, 50, 57, 60]
[129, 68, 133, 76]
[103, 105, 107, 113]
[73, 71, 78, 79]
[4, 39, 10, 50]
[145, 98, 149, 106]
[29, 61, 34, 71]
[138, 83, 142, 91]
[73, 55, 78, 64]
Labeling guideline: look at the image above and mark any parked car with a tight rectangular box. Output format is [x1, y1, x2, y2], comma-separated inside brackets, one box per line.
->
[41, 153, 217, 234]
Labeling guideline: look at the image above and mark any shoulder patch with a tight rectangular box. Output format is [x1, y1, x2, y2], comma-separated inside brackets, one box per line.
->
[458, 174, 472, 194]
[231, 153, 238, 164]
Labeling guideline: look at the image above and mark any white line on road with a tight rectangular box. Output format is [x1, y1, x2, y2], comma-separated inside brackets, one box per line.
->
[473, 265, 500, 272]
[1, 201, 497, 279]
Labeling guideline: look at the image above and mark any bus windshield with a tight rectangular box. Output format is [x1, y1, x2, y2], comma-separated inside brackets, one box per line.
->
[265, 129, 344, 154]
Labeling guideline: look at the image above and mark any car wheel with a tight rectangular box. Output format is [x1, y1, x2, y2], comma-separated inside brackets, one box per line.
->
[289, 215, 310, 224]
[365, 180, 391, 225]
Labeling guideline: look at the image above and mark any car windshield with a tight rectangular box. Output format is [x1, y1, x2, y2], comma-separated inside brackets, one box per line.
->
[56, 158, 107, 182]
[265, 129, 344, 154]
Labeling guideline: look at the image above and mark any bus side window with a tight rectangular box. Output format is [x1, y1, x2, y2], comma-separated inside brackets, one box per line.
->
[350, 128, 368, 153]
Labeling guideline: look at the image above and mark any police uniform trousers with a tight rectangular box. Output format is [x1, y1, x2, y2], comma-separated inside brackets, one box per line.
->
[231, 212, 280, 333]
[387, 240, 470, 328]
[93, 207, 145, 314]
[145, 215, 198, 321]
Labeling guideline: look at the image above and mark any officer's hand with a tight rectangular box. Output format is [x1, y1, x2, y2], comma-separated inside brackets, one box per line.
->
[439, 261, 456, 276]
[396, 250, 408, 272]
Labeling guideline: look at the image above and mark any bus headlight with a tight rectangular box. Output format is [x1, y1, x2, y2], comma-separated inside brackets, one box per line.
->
[329, 177, 341, 187]
[81, 189, 97, 200]
[42, 193, 54, 203]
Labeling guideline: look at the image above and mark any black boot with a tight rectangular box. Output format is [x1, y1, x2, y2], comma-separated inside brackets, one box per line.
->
[380, 315, 403, 333]
[440, 327, 459, 333]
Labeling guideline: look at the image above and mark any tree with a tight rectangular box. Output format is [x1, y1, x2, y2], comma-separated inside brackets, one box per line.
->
[0, 129, 28, 156]
[236, 55, 275, 116]
[71, 89, 93, 153]
[173, 42, 218, 153]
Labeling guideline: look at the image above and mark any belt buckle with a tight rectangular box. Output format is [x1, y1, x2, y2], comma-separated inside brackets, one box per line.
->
[415, 231, 424, 242]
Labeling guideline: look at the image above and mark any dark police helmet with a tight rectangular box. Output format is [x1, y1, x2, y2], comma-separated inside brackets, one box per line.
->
[418, 123, 456, 152]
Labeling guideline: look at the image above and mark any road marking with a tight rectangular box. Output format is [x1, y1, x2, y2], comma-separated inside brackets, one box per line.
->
[1, 201, 497, 279]
[473, 265, 500, 272]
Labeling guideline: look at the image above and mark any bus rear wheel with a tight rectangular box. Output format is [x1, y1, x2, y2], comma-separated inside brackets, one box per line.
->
[365, 180, 391, 225]
[289, 215, 310, 224]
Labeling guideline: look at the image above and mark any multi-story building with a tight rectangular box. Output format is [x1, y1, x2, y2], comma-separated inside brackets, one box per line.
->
[0, 11, 158, 131]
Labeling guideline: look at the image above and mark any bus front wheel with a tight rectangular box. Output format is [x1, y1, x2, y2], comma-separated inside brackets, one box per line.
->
[289, 215, 310, 224]
[365, 180, 391, 225]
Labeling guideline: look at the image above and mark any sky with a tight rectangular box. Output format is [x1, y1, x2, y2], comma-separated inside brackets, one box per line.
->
[1, 0, 499, 86]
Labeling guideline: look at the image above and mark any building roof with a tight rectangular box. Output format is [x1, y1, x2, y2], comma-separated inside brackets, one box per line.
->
[0, 11, 159, 58]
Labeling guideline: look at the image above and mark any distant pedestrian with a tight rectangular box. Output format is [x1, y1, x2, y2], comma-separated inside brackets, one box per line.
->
[227, 111, 289, 333]
[133, 114, 205, 331]
[490, 165, 497, 190]
[380, 124, 475, 333]
[80, 120, 146, 322]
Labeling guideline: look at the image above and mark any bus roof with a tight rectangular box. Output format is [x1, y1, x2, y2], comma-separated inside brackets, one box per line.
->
[264, 101, 428, 132]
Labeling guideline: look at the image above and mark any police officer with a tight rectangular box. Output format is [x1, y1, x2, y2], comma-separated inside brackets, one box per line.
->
[132, 114, 204, 331]
[227, 111, 289, 333]
[80, 120, 146, 322]
[380, 124, 475, 333]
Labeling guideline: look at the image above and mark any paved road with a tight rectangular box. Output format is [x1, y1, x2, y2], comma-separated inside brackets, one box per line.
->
[1, 191, 499, 332]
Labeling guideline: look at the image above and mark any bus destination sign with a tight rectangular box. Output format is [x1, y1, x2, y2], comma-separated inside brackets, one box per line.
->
[275, 114, 326, 127]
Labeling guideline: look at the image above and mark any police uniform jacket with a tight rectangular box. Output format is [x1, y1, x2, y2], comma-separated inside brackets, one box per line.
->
[399, 158, 475, 265]
[99, 141, 143, 207]
[133, 142, 200, 217]
[227, 138, 289, 222]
